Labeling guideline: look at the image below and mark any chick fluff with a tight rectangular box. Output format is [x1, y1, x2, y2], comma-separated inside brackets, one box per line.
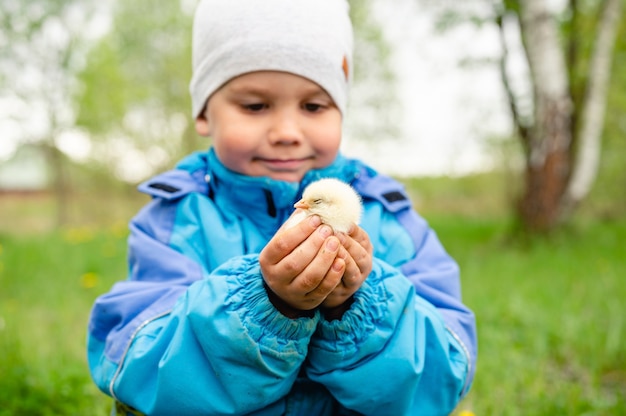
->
[283, 178, 362, 233]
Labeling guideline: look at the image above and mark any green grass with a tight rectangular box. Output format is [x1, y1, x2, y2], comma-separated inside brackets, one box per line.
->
[434, 217, 626, 415]
[0, 225, 128, 415]
[1, 187, 625, 414]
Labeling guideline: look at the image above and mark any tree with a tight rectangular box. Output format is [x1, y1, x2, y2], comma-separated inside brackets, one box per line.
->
[0, 0, 104, 225]
[506, 0, 576, 232]
[426, 0, 624, 233]
[75, 0, 197, 182]
[562, 0, 623, 213]
[501, 0, 623, 232]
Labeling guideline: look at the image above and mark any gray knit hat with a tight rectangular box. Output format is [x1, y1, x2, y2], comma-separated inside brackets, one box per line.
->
[189, 0, 353, 118]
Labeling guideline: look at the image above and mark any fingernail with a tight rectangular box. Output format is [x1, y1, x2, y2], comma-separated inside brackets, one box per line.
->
[326, 238, 339, 251]
[309, 215, 321, 227]
[318, 225, 332, 238]
[332, 259, 344, 272]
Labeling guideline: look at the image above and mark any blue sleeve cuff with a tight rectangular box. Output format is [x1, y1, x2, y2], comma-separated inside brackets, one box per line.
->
[309, 260, 410, 364]
[220, 254, 320, 354]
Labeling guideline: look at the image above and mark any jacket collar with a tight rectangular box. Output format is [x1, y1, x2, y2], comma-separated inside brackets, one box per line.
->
[179, 148, 362, 230]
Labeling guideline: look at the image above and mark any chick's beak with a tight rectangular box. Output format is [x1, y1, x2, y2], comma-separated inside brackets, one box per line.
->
[294, 199, 309, 210]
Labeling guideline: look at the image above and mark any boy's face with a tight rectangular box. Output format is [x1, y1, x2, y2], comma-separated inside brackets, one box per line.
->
[195, 71, 342, 183]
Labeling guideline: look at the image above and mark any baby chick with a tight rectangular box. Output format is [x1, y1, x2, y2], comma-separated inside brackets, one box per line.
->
[283, 178, 362, 233]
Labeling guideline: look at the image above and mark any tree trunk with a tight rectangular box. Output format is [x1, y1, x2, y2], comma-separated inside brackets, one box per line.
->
[563, 0, 623, 214]
[516, 0, 573, 233]
[44, 140, 70, 228]
[518, 98, 572, 231]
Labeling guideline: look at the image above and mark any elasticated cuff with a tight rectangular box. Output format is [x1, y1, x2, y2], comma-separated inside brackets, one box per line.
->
[226, 255, 320, 355]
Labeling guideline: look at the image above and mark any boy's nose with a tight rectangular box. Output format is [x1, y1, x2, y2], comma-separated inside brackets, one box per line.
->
[268, 112, 304, 144]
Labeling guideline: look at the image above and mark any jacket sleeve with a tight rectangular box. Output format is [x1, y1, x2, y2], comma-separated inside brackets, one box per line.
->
[306, 206, 477, 416]
[87, 199, 319, 415]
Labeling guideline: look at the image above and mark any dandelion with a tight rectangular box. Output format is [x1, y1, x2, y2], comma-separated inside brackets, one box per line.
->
[458, 410, 476, 416]
[80, 272, 99, 289]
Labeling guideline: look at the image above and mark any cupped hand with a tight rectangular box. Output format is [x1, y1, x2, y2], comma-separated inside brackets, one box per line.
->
[260, 215, 347, 316]
[320, 223, 373, 316]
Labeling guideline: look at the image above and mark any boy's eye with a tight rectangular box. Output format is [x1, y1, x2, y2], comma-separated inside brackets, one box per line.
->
[243, 103, 267, 112]
[304, 103, 323, 112]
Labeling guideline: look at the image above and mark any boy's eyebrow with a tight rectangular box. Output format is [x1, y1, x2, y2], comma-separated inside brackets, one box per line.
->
[227, 83, 329, 98]
[227, 85, 272, 96]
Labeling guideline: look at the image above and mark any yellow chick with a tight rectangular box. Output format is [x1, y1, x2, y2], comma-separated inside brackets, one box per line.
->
[283, 178, 362, 233]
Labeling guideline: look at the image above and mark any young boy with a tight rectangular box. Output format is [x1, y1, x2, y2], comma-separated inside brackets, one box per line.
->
[87, 1, 477, 415]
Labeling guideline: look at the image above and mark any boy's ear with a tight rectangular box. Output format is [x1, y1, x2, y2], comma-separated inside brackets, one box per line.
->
[195, 115, 210, 137]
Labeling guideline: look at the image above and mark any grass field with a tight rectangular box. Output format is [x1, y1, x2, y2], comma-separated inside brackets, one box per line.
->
[1, 178, 624, 415]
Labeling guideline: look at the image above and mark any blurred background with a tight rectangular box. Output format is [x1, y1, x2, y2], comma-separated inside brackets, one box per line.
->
[1, 0, 624, 414]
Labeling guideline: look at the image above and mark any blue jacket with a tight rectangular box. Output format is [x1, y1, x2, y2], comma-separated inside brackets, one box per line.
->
[87, 149, 477, 416]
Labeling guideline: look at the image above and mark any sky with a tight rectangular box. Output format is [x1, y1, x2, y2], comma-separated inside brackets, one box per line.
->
[341, 0, 519, 177]
[344, 0, 569, 177]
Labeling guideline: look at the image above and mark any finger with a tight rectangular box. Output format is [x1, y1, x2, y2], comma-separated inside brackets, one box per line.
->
[275, 224, 334, 283]
[346, 225, 374, 255]
[292, 234, 341, 294]
[340, 234, 368, 266]
[261, 215, 322, 265]
[337, 246, 361, 289]
[342, 228, 373, 271]
[279, 209, 307, 231]
[302, 253, 345, 309]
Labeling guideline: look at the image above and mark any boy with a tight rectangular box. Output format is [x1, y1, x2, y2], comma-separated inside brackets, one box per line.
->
[87, 1, 477, 415]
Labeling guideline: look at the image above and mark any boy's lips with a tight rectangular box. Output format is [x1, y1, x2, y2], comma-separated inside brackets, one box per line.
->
[257, 157, 312, 171]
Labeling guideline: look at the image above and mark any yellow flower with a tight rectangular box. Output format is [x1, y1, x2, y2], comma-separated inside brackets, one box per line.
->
[80, 272, 99, 289]
[458, 410, 476, 416]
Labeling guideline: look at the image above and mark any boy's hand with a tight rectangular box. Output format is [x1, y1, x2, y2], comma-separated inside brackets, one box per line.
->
[320, 224, 373, 316]
[260, 215, 346, 316]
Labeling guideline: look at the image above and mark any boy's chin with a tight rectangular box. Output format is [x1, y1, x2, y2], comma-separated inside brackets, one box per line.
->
[265, 172, 305, 183]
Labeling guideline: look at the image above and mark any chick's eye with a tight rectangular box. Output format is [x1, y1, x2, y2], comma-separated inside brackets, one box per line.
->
[313, 198, 323, 205]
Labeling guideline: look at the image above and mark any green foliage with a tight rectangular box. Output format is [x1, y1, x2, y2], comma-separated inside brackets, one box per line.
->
[554, 0, 626, 220]
[75, 38, 132, 133]
[76, 0, 194, 120]
[0, 0, 101, 135]
[75, 0, 198, 176]
[596, 14, 626, 217]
